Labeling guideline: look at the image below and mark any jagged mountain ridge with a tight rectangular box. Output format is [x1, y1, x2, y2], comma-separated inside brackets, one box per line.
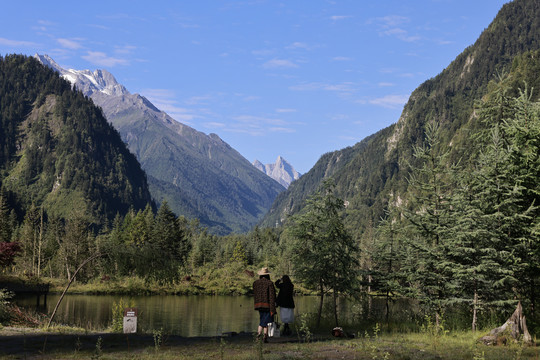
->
[36, 54, 129, 97]
[259, 0, 540, 234]
[35, 54, 285, 234]
[253, 156, 301, 188]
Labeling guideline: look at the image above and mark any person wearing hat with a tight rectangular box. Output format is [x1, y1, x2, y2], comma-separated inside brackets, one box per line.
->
[253, 267, 276, 342]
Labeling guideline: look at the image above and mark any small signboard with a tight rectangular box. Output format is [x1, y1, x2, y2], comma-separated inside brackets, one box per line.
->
[123, 307, 138, 334]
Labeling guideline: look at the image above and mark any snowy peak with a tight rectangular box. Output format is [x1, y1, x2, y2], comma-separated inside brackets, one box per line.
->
[253, 156, 301, 188]
[34, 53, 129, 97]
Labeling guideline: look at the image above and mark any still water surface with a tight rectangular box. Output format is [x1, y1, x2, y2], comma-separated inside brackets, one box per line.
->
[16, 294, 416, 336]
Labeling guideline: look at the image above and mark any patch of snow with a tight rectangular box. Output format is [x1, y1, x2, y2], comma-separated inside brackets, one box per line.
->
[61, 74, 77, 85]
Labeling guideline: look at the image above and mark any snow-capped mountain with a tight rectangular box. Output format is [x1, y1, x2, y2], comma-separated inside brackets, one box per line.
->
[35, 54, 285, 235]
[36, 54, 128, 97]
[253, 156, 301, 188]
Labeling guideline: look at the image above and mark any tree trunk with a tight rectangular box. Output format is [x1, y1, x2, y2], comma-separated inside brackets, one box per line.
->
[472, 290, 478, 332]
[37, 208, 43, 278]
[333, 289, 339, 327]
[385, 290, 390, 325]
[317, 279, 324, 328]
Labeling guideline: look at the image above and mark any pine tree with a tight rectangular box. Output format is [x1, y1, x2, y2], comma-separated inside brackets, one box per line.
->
[286, 178, 360, 327]
[449, 81, 540, 328]
[492, 86, 540, 314]
[373, 196, 408, 324]
[143, 202, 191, 283]
[401, 120, 459, 330]
[0, 189, 14, 243]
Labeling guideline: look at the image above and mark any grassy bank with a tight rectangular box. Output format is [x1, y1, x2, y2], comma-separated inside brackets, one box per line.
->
[0, 326, 538, 359]
[43, 266, 314, 296]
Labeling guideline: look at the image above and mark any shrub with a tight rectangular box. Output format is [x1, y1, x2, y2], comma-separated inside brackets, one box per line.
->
[0, 289, 14, 324]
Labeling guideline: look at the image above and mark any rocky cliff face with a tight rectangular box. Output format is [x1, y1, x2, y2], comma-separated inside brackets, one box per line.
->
[253, 156, 301, 188]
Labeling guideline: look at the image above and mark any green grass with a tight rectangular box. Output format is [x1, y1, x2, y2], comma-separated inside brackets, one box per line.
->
[1, 326, 538, 360]
[45, 265, 315, 296]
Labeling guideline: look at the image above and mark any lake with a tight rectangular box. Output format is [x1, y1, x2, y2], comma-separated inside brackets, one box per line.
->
[15, 294, 422, 336]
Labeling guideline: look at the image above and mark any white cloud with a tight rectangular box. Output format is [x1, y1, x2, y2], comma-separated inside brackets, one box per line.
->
[290, 82, 355, 92]
[227, 115, 294, 136]
[269, 127, 295, 133]
[242, 95, 260, 102]
[332, 56, 352, 61]
[38, 20, 56, 26]
[262, 59, 298, 69]
[437, 39, 454, 45]
[377, 15, 408, 27]
[372, 15, 421, 42]
[204, 122, 226, 129]
[88, 24, 110, 31]
[331, 15, 352, 21]
[114, 45, 137, 55]
[57, 38, 83, 50]
[286, 42, 311, 50]
[0, 37, 38, 47]
[275, 108, 297, 113]
[233, 115, 286, 126]
[141, 88, 198, 124]
[369, 94, 409, 108]
[185, 95, 212, 105]
[82, 51, 129, 67]
[252, 49, 275, 57]
[32, 19, 56, 32]
[330, 114, 349, 121]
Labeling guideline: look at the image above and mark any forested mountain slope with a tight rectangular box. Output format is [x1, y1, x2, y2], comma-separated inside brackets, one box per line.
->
[35, 55, 285, 235]
[0, 55, 153, 225]
[260, 0, 540, 236]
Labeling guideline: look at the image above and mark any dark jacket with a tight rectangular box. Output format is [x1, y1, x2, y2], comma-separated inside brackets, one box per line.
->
[253, 277, 276, 315]
[275, 278, 295, 308]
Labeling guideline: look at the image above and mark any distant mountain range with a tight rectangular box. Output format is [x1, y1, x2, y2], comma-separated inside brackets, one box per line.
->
[35, 54, 285, 234]
[253, 156, 301, 188]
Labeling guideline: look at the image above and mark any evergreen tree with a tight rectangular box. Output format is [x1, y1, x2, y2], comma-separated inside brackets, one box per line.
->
[448, 81, 540, 328]
[286, 178, 360, 327]
[0, 189, 14, 243]
[373, 197, 408, 324]
[401, 121, 459, 329]
[503, 87, 540, 314]
[143, 202, 191, 283]
[59, 215, 93, 281]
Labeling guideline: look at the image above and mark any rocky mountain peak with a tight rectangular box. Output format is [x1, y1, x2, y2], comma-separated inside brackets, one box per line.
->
[34, 54, 129, 97]
[253, 156, 301, 188]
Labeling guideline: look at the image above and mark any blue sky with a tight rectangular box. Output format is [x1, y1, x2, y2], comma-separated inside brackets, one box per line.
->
[1, 0, 509, 173]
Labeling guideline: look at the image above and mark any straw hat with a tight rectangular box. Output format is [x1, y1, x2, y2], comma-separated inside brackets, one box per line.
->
[258, 267, 271, 276]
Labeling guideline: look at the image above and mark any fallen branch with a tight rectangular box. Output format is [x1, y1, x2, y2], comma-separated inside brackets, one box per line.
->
[46, 252, 102, 328]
